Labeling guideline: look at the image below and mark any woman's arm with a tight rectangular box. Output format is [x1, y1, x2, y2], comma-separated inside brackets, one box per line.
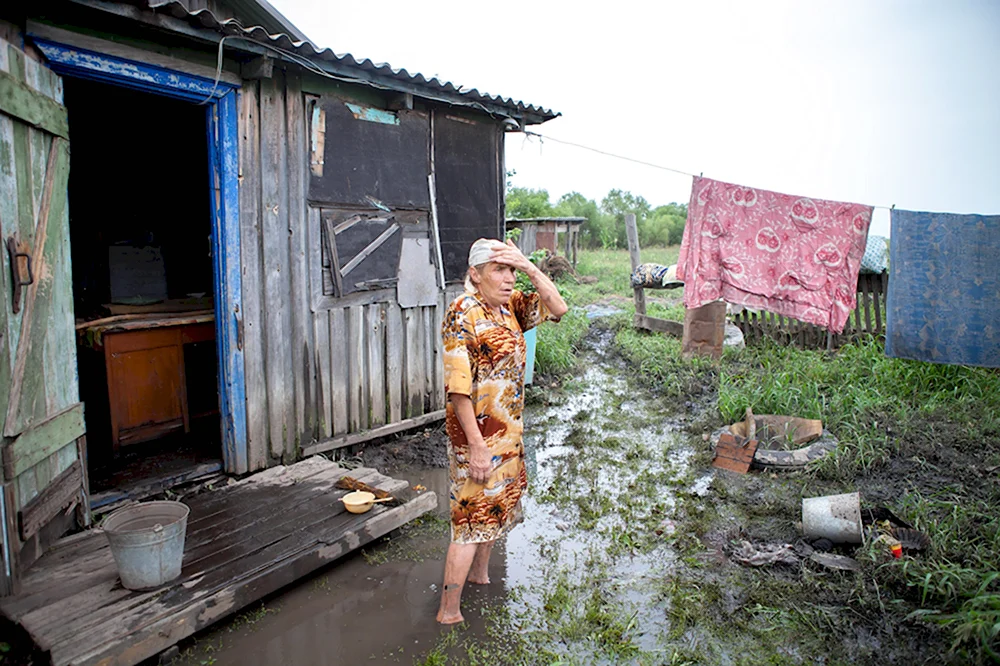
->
[449, 393, 491, 485]
[491, 240, 568, 318]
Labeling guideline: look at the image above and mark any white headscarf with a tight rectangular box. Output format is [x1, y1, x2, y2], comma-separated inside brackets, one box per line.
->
[464, 238, 505, 293]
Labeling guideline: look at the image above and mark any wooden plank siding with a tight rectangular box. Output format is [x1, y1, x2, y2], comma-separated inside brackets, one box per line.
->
[259, 71, 295, 460]
[237, 79, 268, 471]
[236, 81, 501, 465]
[731, 273, 889, 350]
[285, 71, 315, 456]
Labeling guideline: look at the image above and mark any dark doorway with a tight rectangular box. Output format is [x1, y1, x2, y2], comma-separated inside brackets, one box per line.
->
[64, 78, 222, 503]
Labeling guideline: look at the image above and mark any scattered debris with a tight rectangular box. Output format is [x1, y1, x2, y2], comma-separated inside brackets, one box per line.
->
[894, 527, 932, 552]
[336, 476, 402, 505]
[862, 506, 914, 530]
[802, 492, 863, 544]
[809, 552, 862, 571]
[710, 415, 840, 470]
[731, 540, 799, 567]
[793, 539, 815, 557]
[412, 484, 427, 492]
[863, 506, 930, 553]
[877, 534, 904, 558]
[712, 432, 759, 474]
[730, 413, 823, 447]
[724, 322, 745, 349]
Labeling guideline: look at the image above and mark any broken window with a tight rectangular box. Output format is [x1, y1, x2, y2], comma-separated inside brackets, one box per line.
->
[320, 209, 405, 297]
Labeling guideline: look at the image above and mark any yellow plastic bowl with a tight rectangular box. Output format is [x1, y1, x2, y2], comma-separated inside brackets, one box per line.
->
[341, 490, 375, 514]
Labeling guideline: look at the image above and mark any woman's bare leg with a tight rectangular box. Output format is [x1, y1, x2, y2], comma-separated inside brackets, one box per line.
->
[467, 540, 494, 584]
[437, 542, 477, 624]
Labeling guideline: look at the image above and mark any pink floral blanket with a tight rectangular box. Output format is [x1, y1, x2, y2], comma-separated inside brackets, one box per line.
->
[677, 177, 872, 333]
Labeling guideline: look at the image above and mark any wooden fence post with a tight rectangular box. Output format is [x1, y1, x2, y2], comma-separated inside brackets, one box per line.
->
[624, 213, 646, 316]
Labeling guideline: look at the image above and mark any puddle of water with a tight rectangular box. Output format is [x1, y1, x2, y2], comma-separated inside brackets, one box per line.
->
[583, 303, 624, 319]
[173, 328, 696, 665]
[171, 467, 507, 665]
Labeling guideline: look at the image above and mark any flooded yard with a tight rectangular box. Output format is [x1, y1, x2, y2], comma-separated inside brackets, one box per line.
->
[165, 307, 988, 666]
[170, 324, 705, 665]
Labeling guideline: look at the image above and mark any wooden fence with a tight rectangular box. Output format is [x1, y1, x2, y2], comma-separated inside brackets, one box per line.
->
[731, 273, 889, 349]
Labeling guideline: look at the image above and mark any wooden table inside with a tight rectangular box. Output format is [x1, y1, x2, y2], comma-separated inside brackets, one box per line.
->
[79, 312, 215, 453]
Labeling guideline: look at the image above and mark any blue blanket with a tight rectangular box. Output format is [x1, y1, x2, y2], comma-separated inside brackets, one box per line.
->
[886, 210, 1000, 367]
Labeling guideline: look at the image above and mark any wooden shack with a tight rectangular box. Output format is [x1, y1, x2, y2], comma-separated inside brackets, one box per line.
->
[0, 0, 557, 599]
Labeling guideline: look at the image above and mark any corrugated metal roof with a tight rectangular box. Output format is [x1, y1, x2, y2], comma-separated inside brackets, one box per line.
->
[225, 0, 309, 42]
[145, 0, 559, 122]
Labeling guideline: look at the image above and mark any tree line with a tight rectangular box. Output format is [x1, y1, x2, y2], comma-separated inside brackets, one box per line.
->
[505, 185, 688, 250]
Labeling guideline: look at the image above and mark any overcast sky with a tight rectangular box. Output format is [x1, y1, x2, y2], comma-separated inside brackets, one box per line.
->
[273, 0, 1000, 237]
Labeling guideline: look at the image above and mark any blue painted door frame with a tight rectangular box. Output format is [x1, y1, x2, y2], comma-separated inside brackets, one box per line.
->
[30, 38, 249, 474]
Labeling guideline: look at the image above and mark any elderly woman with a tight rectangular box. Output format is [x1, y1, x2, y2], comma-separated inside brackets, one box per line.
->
[436, 238, 568, 624]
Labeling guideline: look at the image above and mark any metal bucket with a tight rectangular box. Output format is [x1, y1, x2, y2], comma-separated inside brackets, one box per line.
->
[103, 500, 190, 590]
[802, 492, 863, 544]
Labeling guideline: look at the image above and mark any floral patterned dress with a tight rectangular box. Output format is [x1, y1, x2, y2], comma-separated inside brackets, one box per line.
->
[441, 289, 556, 544]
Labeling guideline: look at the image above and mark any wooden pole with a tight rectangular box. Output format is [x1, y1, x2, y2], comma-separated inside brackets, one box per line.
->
[624, 213, 646, 315]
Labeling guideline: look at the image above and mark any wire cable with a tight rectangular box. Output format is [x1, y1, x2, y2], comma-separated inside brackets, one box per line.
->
[196, 26, 897, 212]
[521, 130, 896, 211]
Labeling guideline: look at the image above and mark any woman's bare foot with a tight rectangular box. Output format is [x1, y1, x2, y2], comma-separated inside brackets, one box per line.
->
[438, 580, 466, 624]
[466, 573, 490, 585]
[436, 609, 465, 625]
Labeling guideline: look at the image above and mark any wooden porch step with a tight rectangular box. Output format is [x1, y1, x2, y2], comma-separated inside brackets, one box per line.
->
[0, 457, 438, 666]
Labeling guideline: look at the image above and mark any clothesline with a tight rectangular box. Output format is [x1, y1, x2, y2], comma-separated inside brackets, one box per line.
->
[521, 130, 897, 213]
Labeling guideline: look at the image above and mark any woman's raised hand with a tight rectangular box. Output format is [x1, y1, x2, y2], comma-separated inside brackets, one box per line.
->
[489, 240, 535, 273]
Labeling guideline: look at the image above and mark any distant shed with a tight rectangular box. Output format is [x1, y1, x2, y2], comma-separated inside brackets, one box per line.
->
[506, 217, 586, 266]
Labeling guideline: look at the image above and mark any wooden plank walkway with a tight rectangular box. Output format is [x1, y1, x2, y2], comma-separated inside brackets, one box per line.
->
[0, 457, 438, 666]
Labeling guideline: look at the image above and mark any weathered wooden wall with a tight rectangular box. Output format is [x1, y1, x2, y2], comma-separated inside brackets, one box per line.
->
[238, 72, 458, 470]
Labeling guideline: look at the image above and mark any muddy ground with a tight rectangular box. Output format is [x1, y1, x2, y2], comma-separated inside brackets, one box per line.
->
[157, 320, 961, 666]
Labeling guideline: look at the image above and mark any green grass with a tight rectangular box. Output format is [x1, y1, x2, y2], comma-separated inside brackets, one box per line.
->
[568, 247, 680, 306]
[686, 337, 998, 662]
[560, 248, 1000, 663]
[534, 307, 590, 376]
[717, 337, 1000, 479]
[531, 247, 684, 378]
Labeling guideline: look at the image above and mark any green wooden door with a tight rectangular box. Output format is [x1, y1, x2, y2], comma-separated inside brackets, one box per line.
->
[0, 36, 86, 595]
